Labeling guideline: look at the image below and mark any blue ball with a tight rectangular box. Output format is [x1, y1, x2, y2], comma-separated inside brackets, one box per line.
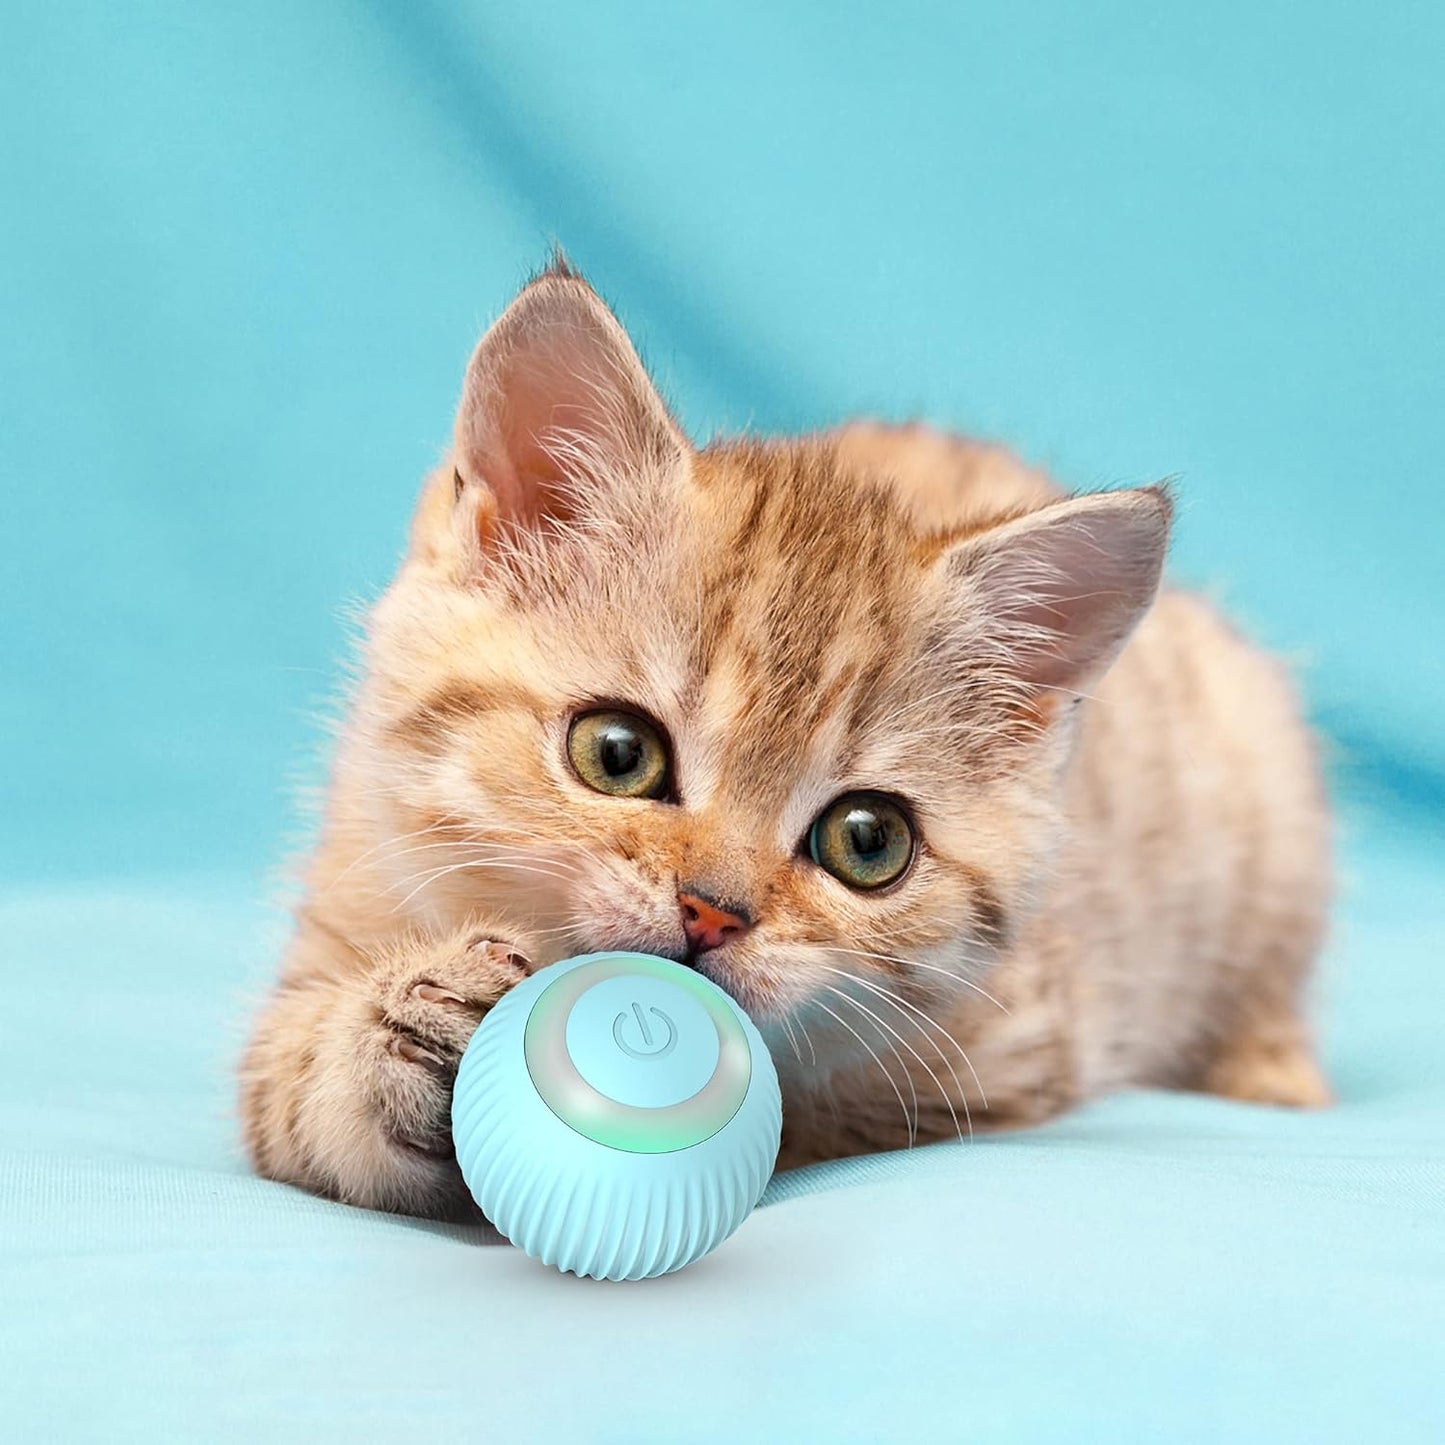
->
[452, 952, 782, 1280]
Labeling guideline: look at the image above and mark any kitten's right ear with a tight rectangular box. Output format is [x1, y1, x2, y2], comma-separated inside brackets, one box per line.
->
[938, 486, 1172, 699]
[449, 264, 687, 562]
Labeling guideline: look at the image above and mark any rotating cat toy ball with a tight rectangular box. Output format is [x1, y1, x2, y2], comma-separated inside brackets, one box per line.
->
[452, 951, 782, 1280]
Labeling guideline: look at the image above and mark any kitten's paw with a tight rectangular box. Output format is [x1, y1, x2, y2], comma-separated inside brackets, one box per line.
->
[241, 922, 537, 1220]
[1201, 1014, 1332, 1110]
[379, 935, 530, 1062]
[367, 931, 531, 1166]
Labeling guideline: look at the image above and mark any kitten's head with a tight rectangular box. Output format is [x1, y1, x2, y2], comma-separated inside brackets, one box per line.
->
[351, 264, 1169, 1073]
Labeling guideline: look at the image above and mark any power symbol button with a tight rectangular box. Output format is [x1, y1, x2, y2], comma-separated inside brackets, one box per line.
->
[567, 974, 718, 1107]
[613, 1001, 679, 1061]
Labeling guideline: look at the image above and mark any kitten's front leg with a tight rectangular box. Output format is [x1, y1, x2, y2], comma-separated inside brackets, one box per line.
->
[239, 922, 531, 1219]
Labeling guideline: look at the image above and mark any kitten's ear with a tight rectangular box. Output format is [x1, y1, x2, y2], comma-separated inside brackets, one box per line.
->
[451, 265, 687, 548]
[941, 487, 1172, 694]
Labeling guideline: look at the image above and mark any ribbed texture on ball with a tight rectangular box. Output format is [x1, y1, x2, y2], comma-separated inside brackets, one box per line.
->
[452, 957, 782, 1281]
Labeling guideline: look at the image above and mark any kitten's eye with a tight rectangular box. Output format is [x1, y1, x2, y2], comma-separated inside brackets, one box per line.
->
[808, 793, 915, 890]
[566, 709, 671, 800]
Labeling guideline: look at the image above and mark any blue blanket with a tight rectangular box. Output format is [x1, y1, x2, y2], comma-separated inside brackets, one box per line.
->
[3, 3, 1442, 1438]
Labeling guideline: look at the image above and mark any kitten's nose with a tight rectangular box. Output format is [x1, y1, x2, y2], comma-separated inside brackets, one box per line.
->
[677, 890, 752, 954]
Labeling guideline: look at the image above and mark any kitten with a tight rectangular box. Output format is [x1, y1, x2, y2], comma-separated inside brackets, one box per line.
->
[239, 261, 1331, 1218]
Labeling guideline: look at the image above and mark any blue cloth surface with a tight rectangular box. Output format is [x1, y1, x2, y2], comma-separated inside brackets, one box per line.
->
[2, 822, 1441, 1440]
[2, 2, 1442, 1439]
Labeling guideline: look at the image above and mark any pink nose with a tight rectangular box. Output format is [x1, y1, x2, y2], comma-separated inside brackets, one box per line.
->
[678, 891, 751, 954]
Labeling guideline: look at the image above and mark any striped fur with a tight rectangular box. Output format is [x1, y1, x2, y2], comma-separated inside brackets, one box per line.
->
[239, 268, 1330, 1215]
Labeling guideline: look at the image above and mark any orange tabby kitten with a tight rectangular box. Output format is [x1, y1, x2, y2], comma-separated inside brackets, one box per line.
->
[239, 261, 1331, 1218]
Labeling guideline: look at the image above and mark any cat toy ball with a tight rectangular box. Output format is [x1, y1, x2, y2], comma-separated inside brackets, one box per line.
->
[451, 951, 782, 1280]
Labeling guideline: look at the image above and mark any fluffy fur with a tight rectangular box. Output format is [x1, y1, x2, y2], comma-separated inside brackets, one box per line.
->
[239, 264, 1331, 1217]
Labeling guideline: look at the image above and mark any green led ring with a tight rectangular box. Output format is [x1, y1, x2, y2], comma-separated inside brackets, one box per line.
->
[523, 954, 752, 1153]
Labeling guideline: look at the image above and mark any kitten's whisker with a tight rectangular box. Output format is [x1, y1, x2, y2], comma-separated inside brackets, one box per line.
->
[778, 1013, 805, 1065]
[833, 946, 1010, 1016]
[901, 958, 1011, 1016]
[388, 856, 575, 913]
[1033, 680, 1104, 704]
[821, 965, 978, 1135]
[846, 961, 991, 1110]
[836, 979, 968, 1143]
[796, 1017, 818, 1068]
[812, 999, 914, 1150]
[420, 834, 587, 871]
[332, 835, 483, 883]
[323, 825, 462, 892]
[386, 849, 579, 898]
[825, 985, 928, 1146]
[861, 972, 987, 1116]
[521, 921, 583, 939]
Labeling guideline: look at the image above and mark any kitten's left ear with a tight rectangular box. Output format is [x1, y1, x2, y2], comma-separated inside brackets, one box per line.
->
[940, 487, 1172, 695]
[451, 264, 687, 549]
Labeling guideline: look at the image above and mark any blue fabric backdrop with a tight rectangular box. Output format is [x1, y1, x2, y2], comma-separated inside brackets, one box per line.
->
[2, 3, 1441, 1440]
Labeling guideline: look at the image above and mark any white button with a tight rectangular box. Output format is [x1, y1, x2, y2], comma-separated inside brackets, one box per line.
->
[565, 973, 720, 1109]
